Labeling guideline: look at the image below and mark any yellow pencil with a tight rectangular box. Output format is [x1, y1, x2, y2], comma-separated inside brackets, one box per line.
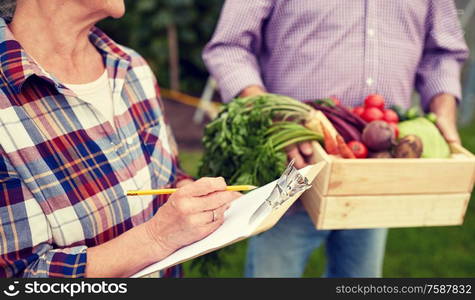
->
[126, 185, 257, 196]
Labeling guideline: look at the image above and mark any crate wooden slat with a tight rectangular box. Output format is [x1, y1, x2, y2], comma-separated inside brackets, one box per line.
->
[302, 188, 470, 229]
[314, 143, 475, 196]
[301, 142, 475, 229]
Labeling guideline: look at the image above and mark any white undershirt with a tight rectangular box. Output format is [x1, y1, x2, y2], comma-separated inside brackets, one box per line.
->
[64, 70, 115, 125]
[29, 52, 115, 125]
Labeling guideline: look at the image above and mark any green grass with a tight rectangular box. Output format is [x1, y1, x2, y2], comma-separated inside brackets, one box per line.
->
[178, 122, 475, 277]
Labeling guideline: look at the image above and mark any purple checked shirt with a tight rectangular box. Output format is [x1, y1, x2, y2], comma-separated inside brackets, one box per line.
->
[203, 0, 469, 110]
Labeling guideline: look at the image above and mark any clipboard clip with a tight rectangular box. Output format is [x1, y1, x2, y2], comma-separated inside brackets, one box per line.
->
[249, 159, 312, 224]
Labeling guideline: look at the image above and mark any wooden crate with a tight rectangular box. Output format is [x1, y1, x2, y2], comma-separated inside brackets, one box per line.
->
[301, 142, 475, 229]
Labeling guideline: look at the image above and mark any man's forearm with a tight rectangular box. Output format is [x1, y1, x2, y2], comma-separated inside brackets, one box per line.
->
[429, 93, 460, 144]
[430, 93, 457, 121]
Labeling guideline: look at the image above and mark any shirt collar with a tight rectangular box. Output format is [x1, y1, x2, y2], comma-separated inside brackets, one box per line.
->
[88, 27, 131, 62]
[0, 17, 131, 95]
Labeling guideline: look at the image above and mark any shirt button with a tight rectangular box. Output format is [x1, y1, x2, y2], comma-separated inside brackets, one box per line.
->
[366, 78, 374, 86]
[367, 29, 375, 37]
[126, 137, 133, 145]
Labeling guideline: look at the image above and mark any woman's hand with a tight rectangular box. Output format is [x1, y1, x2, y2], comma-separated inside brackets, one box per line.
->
[145, 177, 241, 258]
[175, 178, 194, 188]
[86, 175, 240, 278]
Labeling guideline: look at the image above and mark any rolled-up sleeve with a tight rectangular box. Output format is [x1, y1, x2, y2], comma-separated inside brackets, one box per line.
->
[415, 0, 469, 111]
[202, 0, 273, 102]
[0, 154, 87, 278]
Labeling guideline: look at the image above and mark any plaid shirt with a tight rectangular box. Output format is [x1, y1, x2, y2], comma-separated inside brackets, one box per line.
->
[0, 18, 189, 278]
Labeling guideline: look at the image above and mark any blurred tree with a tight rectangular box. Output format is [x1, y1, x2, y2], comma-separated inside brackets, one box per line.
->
[98, 0, 224, 95]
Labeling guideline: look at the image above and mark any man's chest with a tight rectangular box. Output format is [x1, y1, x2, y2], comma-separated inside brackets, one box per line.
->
[267, 0, 429, 48]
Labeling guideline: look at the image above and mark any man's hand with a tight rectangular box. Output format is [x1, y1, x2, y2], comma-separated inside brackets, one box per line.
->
[239, 85, 266, 98]
[430, 93, 461, 145]
[285, 141, 315, 169]
[436, 116, 460, 145]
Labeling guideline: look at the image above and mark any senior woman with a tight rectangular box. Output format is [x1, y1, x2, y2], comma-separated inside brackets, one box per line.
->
[0, 0, 240, 278]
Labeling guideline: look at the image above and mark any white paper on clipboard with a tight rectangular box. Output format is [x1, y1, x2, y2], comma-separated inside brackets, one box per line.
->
[132, 162, 325, 278]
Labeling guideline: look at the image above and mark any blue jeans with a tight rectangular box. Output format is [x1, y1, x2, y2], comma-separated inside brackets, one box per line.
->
[245, 204, 388, 277]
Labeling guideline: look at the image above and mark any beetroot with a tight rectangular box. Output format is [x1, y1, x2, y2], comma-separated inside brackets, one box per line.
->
[362, 121, 395, 151]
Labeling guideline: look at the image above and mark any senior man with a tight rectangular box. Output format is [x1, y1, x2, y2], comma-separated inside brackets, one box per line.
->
[203, 0, 469, 277]
[0, 0, 240, 278]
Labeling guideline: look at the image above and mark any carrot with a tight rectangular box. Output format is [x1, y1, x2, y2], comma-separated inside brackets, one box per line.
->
[336, 134, 356, 159]
[322, 125, 339, 155]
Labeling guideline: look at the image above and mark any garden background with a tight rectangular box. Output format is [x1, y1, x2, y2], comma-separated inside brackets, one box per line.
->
[99, 0, 475, 277]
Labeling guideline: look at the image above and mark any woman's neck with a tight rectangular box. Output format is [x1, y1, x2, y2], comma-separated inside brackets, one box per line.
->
[9, 1, 106, 84]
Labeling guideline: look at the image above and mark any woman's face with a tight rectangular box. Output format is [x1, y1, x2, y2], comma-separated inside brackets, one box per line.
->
[79, 0, 126, 19]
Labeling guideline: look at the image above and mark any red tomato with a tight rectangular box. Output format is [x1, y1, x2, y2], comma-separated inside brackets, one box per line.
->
[348, 141, 368, 159]
[364, 94, 385, 110]
[330, 96, 341, 106]
[352, 106, 365, 117]
[389, 122, 399, 138]
[383, 109, 399, 123]
[361, 107, 384, 122]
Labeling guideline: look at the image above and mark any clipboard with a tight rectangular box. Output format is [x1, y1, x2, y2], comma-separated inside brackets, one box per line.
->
[132, 161, 326, 278]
